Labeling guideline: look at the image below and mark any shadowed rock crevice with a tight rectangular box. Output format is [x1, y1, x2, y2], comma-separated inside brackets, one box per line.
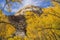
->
[8, 15, 27, 37]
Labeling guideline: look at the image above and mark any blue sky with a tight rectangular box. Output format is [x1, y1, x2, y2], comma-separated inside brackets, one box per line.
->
[0, 0, 52, 16]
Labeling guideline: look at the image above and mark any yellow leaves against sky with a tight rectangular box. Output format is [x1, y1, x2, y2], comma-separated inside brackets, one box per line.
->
[0, 1, 60, 40]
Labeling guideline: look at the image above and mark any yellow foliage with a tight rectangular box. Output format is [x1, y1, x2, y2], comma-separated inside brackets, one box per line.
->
[24, 1, 60, 40]
[0, 1, 60, 40]
[0, 10, 15, 38]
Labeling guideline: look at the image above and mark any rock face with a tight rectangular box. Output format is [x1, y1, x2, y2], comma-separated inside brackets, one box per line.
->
[15, 5, 43, 16]
[8, 15, 26, 37]
[8, 5, 43, 37]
